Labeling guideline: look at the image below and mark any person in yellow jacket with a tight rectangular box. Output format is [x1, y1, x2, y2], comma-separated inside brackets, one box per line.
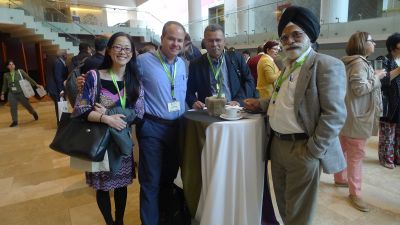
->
[256, 41, 281, 99]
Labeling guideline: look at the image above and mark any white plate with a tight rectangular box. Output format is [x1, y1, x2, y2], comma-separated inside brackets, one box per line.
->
[220, 113, 243, 121]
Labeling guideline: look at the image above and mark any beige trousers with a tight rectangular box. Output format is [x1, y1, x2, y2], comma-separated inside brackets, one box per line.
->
[270, 135, 321, 225]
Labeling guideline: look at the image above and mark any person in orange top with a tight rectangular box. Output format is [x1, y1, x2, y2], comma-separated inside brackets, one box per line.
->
[256, 41, 281, 99]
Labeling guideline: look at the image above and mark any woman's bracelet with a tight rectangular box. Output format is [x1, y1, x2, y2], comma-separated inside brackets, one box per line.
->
[99, 114, 103, 123]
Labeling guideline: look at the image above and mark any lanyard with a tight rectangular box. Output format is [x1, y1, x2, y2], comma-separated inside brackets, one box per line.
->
[207, 54, 224, 94]
[156, 50, 177, 100]
[109, 69, 126, 109]
[271, 56, 308, 103]
[10, 71, 15, 83]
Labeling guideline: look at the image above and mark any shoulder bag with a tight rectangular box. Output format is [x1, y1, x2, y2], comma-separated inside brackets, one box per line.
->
[18, 70, 35, 98]
[49, 70, 109, 162]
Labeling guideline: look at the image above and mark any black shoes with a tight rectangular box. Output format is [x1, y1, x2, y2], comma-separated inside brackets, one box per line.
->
[33, 112, 39, 120]
[9, 121, 18, 127]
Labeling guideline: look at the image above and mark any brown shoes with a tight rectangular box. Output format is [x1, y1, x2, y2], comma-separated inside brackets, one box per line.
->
[349, 195, 369, 212]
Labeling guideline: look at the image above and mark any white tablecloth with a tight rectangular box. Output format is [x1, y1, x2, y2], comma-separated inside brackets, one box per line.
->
[195, 115, 265, 225]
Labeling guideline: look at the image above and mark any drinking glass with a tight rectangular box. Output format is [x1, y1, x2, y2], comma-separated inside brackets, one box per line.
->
[374, 60, 383, 70]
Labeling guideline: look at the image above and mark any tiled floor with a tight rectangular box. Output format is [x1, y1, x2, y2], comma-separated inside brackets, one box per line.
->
[0, 100, 399, 225]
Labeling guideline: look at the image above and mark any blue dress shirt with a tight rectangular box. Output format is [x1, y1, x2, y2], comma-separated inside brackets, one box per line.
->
[137, 50, 187, 120]
[209, 54, 232, 101]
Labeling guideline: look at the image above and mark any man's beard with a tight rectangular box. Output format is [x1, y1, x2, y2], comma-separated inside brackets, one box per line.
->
[284, 43, 309, 60]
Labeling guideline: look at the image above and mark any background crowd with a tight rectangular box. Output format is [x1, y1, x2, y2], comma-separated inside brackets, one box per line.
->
[0, 4, 399, 225]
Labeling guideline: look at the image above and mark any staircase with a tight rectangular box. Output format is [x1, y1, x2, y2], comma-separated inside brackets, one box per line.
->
[0, 7, 78, 55]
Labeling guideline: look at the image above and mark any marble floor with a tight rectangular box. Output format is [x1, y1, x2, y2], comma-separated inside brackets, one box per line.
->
[0, 100, 399, 225]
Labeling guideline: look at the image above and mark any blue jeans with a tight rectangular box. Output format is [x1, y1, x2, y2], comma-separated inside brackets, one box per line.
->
[137, 119, 180, 225]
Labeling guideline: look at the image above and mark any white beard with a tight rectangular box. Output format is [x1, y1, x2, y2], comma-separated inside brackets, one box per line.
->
[285, 48, 303, 60]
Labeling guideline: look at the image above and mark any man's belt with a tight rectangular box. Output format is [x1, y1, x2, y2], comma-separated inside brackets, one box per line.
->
[144, 113, 178, 125]
[274, 131, 308, 141]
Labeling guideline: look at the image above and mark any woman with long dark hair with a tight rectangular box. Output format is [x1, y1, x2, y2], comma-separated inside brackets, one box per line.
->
[1, 60, 42, 127]
[72, 32, 144, 225]
[376, 32, 400, 169]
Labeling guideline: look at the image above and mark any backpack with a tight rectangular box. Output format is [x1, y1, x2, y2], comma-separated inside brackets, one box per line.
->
[65, 57, 88, 107]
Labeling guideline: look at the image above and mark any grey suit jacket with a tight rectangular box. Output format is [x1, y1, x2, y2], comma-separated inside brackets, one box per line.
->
[263, 50, 347, 174]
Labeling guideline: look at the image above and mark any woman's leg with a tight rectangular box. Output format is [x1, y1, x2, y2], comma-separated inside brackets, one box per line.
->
[334, 135, 349, 184]
[114, 186, 127, 225]
[378, 121, 396, 169]
[343, 136, 367, 197]
[96, 190, 114, 225]
[15, 93, 38, 119]
[7, 93, 19, 124]
[395, 123, 400, 165]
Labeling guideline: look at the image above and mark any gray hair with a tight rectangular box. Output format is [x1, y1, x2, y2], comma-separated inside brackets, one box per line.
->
[204, 24, 225, 36]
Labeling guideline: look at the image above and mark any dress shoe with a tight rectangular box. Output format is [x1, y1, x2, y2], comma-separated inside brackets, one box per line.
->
[9, 121, 18, 127]
[33, 112, 39, 120]
[349, 195, 369, 212]
[334, 182, 349, 187]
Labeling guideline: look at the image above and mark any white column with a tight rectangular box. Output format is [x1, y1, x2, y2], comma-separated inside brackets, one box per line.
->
[224, 0, 237, 39]
[320, 0, 349, 24]
[237, 0, 254, 35]
[188, 0, 203, 42]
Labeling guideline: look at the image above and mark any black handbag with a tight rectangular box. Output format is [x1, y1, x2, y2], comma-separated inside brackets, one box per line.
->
[49, 112, 110, 162]
[49, 70, 109, 162]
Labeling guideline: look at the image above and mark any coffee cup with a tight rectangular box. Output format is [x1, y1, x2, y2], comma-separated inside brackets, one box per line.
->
[226, 107, 240, 118]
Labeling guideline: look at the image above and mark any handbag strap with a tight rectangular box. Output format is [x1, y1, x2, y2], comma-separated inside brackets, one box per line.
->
[18, 70, 24, 80]
[95, 70, 102, 103]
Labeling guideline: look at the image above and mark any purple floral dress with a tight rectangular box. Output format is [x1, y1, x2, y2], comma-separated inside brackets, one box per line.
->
[73, 70, 144, 191]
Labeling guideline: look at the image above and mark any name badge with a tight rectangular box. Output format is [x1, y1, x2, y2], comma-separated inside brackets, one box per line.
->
[168, 101, 180, 112]
[11, 87, 17, 91]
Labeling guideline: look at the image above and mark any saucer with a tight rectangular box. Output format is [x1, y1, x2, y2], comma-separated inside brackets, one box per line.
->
[220, 113, 243, 121]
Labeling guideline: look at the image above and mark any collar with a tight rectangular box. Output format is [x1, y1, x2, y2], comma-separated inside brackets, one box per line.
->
[207, 50, 225, 64]
[58, 57, 66, 66]
[284, 46, 312, 68]
[265, 54, 274, 62]
[157, 48, 178, 64]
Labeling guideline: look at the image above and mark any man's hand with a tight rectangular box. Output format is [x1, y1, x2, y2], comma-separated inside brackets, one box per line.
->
[36, 84, 44, 90]
[243, 98, 261, 111]
[77, 74, 86, 91]
[192, 101, 205, 110]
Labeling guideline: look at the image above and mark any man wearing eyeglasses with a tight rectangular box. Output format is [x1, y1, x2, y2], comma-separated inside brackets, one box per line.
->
[186, 24, 257, 109]
[244, 6, 347, 225]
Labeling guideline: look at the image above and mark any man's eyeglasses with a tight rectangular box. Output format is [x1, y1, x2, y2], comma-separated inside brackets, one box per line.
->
[112, 45, 132, 53]
[279, 31, 305, 44]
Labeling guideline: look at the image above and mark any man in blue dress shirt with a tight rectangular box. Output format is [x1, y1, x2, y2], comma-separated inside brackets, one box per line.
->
[136, 21, 187, 225]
